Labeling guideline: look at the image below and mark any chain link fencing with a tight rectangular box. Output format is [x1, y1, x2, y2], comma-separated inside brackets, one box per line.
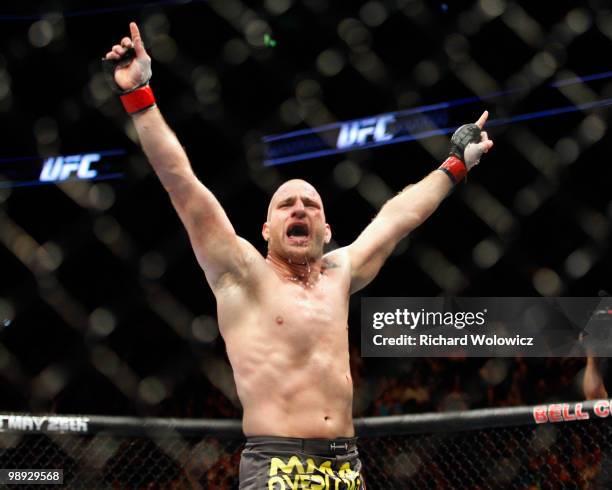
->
[1, 402, 612, 489]
[0, 2, 612, 488]
[1, 3, 611, 424]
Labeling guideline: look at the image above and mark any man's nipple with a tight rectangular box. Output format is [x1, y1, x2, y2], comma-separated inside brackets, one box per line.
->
[276, 316, 284, 325]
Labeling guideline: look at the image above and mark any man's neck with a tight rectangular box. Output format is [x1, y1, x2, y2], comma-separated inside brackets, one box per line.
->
[266, 251, 324, 286]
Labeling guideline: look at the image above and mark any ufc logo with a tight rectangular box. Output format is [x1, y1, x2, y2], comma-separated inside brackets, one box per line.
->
[39, 154, 100, 182]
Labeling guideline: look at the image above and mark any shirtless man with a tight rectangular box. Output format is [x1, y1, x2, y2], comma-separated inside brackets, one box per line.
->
[104, 23, 494, 489]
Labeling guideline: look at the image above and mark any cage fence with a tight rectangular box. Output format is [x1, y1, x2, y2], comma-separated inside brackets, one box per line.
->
[1, 401, 612, 488]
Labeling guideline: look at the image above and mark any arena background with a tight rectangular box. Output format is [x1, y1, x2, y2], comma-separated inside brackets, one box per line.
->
[0, 0, 611, 485]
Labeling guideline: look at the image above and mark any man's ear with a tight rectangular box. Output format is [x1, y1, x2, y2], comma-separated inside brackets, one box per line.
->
[262, 222, 269, 242]
[324, 223, 332, 244]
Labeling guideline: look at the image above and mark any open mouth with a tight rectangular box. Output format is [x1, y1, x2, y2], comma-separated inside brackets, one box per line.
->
[286, 223, 310, 242]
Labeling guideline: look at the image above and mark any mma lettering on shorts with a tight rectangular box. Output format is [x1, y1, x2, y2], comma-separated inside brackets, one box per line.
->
[266, 455, 363, 489]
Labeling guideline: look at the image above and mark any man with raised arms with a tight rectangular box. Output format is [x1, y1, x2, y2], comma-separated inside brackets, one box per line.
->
[104, 22, 494, 489]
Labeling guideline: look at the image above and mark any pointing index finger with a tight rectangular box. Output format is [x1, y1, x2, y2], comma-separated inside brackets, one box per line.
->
[129, 22, 145, 56]
[475, 110, 489, 129]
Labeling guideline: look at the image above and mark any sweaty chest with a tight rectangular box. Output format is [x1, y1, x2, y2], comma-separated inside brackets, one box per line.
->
[260, 278, 348, 343]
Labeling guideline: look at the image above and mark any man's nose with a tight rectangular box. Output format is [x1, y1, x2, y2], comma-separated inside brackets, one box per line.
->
[291, 202, 306, 217]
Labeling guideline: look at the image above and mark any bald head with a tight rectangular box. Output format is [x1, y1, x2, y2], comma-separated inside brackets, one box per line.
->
[267, 179, 324, 221]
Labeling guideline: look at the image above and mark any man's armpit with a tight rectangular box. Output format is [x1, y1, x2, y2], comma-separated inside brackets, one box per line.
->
[322, 248, 351, 274]
[323, 257, 340, 269]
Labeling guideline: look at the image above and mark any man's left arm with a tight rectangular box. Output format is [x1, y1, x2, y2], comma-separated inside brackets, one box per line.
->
[346, 111, 494, 294]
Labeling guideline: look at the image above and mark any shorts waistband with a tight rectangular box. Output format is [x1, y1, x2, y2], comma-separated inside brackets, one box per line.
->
[245, 436, 358, 456]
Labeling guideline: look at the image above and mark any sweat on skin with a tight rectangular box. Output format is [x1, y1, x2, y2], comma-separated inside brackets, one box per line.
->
[105, 22, 494, 441]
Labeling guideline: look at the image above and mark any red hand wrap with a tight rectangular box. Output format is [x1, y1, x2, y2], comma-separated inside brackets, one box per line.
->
[120, 85, 156, 114]
[438, 155, 467, 184]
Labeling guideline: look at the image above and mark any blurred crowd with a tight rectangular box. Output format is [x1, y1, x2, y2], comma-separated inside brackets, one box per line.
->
[358, 356, 586, 417]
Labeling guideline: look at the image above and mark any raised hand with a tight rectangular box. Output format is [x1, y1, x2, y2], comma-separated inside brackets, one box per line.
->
[439, 111, 495, 184]
[104, 22, 152, 91]
[463, 110, 494, 169]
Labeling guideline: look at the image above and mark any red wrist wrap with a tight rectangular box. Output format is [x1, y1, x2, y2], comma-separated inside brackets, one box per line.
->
[120, 85, 156, 114]
[439, 155, 467, 184]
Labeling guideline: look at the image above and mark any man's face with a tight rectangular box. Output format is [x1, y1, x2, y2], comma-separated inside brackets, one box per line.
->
[262, 180, 331, 262]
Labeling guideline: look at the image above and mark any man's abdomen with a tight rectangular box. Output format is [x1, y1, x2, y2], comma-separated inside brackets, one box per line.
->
[237, 351, 354, 438]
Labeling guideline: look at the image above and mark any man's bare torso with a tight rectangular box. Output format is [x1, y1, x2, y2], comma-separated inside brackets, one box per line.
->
[215, 245, 354, 438]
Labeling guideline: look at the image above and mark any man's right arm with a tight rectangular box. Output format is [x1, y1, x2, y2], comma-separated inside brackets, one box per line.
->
[106, 23, 250, 289]
[133, 108, 248, 288]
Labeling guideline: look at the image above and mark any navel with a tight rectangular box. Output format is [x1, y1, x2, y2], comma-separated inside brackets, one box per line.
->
[276, 316, 284, 325]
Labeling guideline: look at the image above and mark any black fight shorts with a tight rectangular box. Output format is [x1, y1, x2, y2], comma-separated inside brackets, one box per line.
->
[239, 436, 366, 489]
